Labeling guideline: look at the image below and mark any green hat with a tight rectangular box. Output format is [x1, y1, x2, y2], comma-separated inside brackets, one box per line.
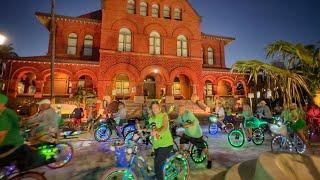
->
[0, 94, 8, 104]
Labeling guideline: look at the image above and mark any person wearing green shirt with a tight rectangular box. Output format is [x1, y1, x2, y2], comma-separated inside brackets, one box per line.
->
[290, 103, 310, 149]
[240, 104, 254, 142]
[0, 94, 32, 170]
[148, 101, 173, 180]
[176, 104, 211, 168]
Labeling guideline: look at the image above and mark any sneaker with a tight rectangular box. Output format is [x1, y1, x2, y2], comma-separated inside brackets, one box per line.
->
[206, 160, 212, 169]
[247, 138, 252, 142]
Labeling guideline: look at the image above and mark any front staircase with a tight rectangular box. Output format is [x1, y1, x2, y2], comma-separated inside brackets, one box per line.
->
[122, 100, 208, 118]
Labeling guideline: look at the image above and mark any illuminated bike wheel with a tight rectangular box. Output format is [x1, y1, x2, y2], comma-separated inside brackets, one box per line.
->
[124, 131, 139, 144]
[225, 123, 235, 133]
[190, 142, 208, 164]
[294, 135, 306, 154]
[208, 123, 219, 135]
[163, 154, 189, 180]
[101, 168, 137, 180]
[228, 129, 245, 147]
[94, 126, 112, 142]
[10, 171, 46, 180]
[122, 124, 137, 138]
[271, 135, 292, 152]
[47, 143, 73, 169]
[252, 128, 265, 145]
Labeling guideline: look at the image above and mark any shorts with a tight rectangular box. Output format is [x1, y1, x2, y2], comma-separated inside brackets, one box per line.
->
[73, 118, 81, 126]
[180, 134, 207, 149]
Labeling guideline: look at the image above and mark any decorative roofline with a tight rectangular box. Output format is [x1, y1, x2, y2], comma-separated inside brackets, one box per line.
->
[201, 32, 235, 43]
[36, 12, 101, 26]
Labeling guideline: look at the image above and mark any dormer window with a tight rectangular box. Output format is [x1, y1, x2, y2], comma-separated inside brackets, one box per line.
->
[163, 6, 170, 19]
[152, 4, 159, 17]
[174, 8, 182, 20]
[127, 0, 135, 14]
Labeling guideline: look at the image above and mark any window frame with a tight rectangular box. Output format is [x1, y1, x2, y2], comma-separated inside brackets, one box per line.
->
[151, 4, 159, 17]
[149, 31, 161, 55]
[174, 8, 182, 20]
[67, 33, 77, 55]
[177, 35, 188, 57]
[118, 28, 132, 52]
[140, 2, 147, 16]
[127, 0, 136, 14]
[163, 6, 171, 19]
[83, 35, 93, 56]
[208, 47, 214, 65]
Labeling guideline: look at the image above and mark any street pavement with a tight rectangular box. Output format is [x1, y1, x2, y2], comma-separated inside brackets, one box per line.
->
[33, 124, 279, 180]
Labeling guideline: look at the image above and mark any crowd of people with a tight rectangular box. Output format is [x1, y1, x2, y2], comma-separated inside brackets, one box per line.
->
[1, 91, 320, 179]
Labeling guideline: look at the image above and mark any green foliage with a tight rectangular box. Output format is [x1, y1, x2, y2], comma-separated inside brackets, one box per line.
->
[0, 44, 18, 58]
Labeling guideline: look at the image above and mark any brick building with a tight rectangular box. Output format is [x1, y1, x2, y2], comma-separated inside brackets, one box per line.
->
[2, 0, 247, 106]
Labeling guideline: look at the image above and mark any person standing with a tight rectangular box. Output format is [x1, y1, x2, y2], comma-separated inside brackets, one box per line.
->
[240, 104, 254, 141]
[215, 102, 226, 130]
[71, 104, 84, 130]
[149, 101, 173, 180]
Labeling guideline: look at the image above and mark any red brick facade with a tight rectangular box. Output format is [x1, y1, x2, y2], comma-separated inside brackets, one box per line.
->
[3, 0, 247, 103]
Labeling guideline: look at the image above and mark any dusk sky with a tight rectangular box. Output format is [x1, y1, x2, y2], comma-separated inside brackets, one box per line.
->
[0, 0, 319, 67]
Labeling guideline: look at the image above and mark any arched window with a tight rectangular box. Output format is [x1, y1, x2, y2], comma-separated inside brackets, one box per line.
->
[67, 33, 77, 55]
[177, 35, 188, 57]
[118, 28, 132, 52]
[163, 6, 170, 18]
[17, 72, 36, 95]
[174, 8, 182, 20]
[115, 74, 130, 94]
[208, 47, 214, 65]
[83, 35, 93, 56]
[149, 31, 161, 55]
[152, 4, 159, 17]
[140, 2, 147, 16]
[127, 0, 135, 14]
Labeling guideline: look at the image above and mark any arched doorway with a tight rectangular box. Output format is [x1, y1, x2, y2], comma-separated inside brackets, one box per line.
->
[144, 75, 156, 99]
[173, 75, 192, 100]
[236, 81, 245, 96]
[204, 80, 214, 104]
[43, 72, 71, 95]
[217, 80, 233, 96]
[17, 72, 36, 95]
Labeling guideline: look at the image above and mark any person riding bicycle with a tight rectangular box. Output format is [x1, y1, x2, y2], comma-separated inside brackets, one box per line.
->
[215, 102, 227, 131]
[256, 100, 273, 123]
[26, 99, 59, 144]
[71, 104, 84, 130]
[239, 104, 254, 142]
[148, 101, 173, 180]
[113, 102, 127, 125]
[0, 94, 33, 171]
[176, 104, 211, 168]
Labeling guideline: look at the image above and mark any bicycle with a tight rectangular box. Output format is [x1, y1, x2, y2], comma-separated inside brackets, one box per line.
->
[227, 116, 269, 147]
[271, 121, 306, 154]
[208, 113, 234, 135]
[0, 141, 73, 180]
[171, 121, 209, 164]
[101, 136, 189, 179]
[94, 117, 137, 142]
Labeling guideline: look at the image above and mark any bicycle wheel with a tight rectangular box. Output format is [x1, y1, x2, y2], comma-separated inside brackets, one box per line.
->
[100, 168, 137, 180]
[208, 123, 218, 135]
[94, 126, 112, 142]
[228, 129, 245, 147]
[122, 124, 137, 138]
[10, 171, 46, 180]
[124, 131, 139, 145]
[163, 154, 189, 180]
[294, 135, 306, 154]
[252, 128, 265, 145]
[190, 142, 208, 164]
[47, 143, 73, 169]
[173, 141, 179, 153]
[271, 135, 292, 152]
[225, 123, 235, 133]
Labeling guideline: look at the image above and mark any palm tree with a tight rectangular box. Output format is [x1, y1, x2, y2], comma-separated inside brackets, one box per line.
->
[0, 44, 18, 58]
[232, 60, 311, 106]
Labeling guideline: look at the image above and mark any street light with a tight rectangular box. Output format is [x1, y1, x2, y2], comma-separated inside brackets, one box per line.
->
[0, 33, 7, 45]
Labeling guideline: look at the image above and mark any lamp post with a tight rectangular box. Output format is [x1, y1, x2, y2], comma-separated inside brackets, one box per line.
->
[50, 0, 56, 103]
